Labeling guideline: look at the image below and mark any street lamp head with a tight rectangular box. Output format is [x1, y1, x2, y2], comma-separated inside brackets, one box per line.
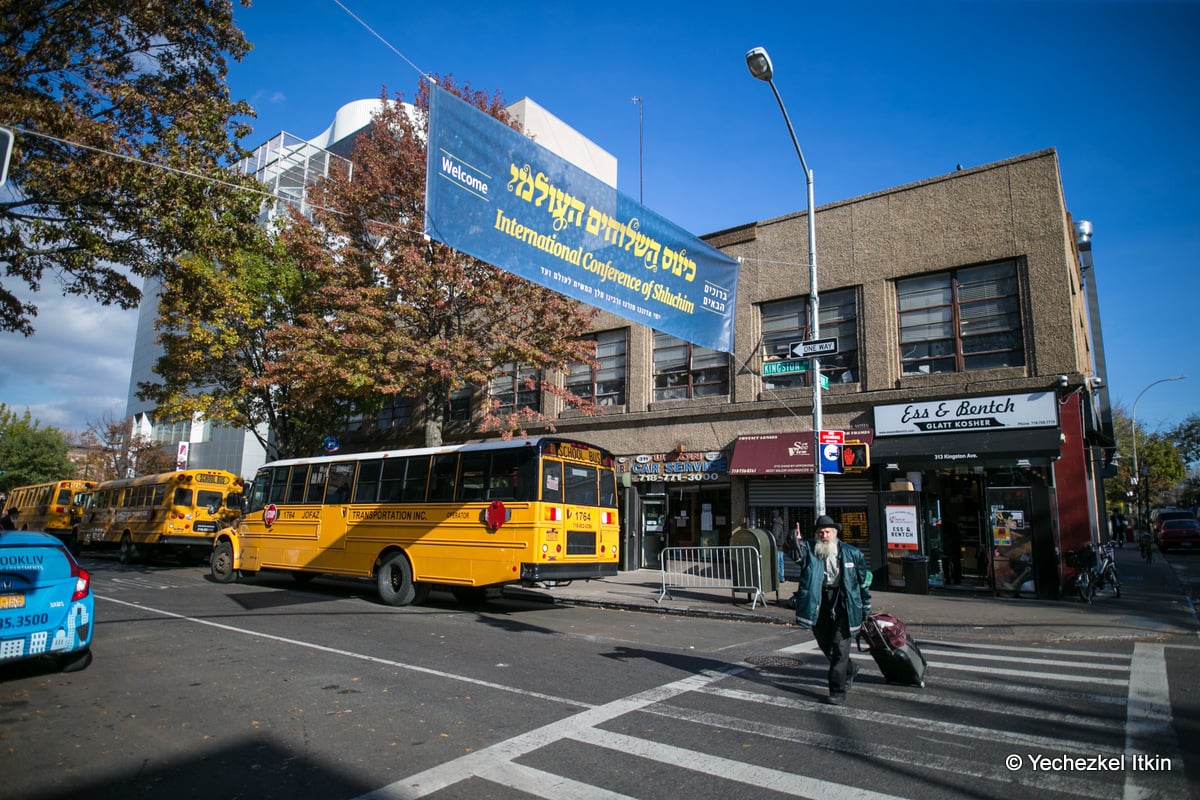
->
[746, 47, 774, 82]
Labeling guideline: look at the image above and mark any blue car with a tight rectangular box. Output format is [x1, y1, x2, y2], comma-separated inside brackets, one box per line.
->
[0, 530, 94, 673]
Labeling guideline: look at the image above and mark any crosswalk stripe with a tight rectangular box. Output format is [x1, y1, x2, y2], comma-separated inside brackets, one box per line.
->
[574, 727, 911, 800]
[917, 646, 1128, 672]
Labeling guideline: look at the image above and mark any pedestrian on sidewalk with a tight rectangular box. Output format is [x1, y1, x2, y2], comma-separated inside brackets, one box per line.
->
[792, 515, 872, 705]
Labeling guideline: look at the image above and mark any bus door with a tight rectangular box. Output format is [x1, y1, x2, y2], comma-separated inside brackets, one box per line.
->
[252, 464, 325, 569]
[311, 461, 353, 570]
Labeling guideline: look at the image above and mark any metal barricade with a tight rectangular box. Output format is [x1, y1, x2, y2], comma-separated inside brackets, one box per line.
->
[657, 545, 766, 609]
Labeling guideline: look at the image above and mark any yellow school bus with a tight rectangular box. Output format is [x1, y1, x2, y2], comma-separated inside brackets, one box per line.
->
[80, 469, 244, 563]
[211, 437, 620, 605]
[2, 479, 96, 551]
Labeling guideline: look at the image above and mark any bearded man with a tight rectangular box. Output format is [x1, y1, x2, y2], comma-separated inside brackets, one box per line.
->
[792, 515, 872, 704]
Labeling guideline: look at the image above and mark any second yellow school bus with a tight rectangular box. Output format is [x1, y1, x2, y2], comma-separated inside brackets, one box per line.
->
[80, 469, 244, 563]
[2, 479, 96, 551]
[211, 437, 620, 605]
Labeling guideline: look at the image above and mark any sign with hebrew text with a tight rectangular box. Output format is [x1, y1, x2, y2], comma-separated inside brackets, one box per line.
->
[425, 84, 739, 352]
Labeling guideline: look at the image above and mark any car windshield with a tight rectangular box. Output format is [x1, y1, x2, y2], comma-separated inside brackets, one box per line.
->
[1163, 520, 1199, 529]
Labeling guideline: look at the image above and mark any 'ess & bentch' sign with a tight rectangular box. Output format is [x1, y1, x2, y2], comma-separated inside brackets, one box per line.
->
[873, 392, 1058, 437]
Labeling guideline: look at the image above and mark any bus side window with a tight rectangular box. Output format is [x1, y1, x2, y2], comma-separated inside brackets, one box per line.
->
[429, 454, 457, 502]
[402, 457, 430, 502]
[543, 460, 563, 504]
[325, 462, 354, 504]
[355, 460, 382, 503]
[267, 467, 289, 504]
[305, 464, 329, 504]
[380, 458, 407, 503]
[456, 452, 488, 502]
[286, 466, 308, 504]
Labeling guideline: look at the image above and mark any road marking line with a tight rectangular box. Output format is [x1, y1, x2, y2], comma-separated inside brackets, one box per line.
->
[97, 595, 592, 709]
[1123, 642, 1188, 799]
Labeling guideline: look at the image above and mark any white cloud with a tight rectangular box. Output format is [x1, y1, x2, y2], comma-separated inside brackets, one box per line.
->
[0, 287, 138, 435]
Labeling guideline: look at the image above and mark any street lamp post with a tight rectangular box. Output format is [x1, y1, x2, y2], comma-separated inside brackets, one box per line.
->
[1130, 375, 1186, 530]
[746, 46, 825, 516]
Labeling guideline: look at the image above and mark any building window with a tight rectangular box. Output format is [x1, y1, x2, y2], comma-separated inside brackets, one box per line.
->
[566, 329, 627, 407]
[447, 386, 472, 422]
[490, 363, 542, 415]
[760, 288, 859, 388]
[653, 331, 729, 401]
[897, 261, 1025, 375]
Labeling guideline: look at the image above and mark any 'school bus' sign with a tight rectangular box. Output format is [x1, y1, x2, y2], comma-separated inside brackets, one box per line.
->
[424, 84, 740, 353]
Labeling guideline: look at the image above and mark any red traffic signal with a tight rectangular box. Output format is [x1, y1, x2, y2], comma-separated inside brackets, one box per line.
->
[840, 442, 870, 472]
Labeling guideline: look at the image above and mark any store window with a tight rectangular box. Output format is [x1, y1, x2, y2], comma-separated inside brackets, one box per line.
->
[760, 288, 859, 388]
[897, 260, 1025, 375]
[566, 329, 627, 407]
[653, 331, 729, 401]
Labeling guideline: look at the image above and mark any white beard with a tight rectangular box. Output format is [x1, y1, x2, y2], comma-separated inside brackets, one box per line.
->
[814, 539, 838, 560]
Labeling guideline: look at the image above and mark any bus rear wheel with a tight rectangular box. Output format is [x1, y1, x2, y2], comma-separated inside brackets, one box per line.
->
[118, 533, 139, 565]
[376, 552, 417, 606]
[211, 541, 238, 583]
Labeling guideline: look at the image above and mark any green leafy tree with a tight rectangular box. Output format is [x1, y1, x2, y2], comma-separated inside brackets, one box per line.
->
[138, 233, 355, 460]
[0, 0, 255, 334]
[1104, 405, 1187, 517]
[275, 78, 601, 449]
[0, 404, 74, 493]
[1170, 413, 1200, 465]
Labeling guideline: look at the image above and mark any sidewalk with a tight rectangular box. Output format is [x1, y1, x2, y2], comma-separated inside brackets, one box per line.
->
[507, 545, 1199, 642]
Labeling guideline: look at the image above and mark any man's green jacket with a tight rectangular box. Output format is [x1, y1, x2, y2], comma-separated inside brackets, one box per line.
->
[792, 541, 873, 635]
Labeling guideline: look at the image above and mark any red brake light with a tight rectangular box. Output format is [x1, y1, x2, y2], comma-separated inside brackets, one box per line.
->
[70, 562, 91, 601]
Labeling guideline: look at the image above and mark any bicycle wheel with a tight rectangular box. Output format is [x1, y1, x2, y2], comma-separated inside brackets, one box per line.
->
[1077, 570, 1094, 604]
[1104, 565, 1120, 598]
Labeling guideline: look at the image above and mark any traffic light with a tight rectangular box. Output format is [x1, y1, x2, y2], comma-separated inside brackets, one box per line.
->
[840, 441, 870, 473]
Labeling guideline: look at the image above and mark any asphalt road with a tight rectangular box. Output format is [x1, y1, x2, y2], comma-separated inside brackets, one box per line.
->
[2, 555, 1197, 800]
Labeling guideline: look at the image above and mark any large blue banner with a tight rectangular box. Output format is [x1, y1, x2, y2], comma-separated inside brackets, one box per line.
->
[424, 84, 739, 353]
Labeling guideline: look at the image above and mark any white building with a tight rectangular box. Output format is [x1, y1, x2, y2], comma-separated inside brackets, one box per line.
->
[124, 96, 616, 478]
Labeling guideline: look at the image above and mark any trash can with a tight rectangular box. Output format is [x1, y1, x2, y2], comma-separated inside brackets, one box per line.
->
[902, 555, 929, 595]
[729, 527, 779, 595]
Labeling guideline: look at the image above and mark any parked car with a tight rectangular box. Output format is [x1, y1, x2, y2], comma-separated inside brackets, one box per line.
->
[1157, 518, 1200, 553]
[1151, 509, 1195, 538]
[0, 530, 94, 673]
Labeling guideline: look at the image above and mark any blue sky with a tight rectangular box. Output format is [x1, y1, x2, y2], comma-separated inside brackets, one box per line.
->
[2, 0, 1197, 438]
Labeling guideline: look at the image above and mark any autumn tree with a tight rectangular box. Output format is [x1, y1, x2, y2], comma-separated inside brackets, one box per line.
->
[0, 404, 74, 492]
[0, 0, 257, 334]
[278, 79, 602, 451]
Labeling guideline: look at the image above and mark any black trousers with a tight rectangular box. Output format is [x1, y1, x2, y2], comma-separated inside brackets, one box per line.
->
[813, 590, 854, 695]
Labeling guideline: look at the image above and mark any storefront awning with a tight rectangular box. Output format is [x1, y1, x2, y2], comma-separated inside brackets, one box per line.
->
[871, 427, 1061, 468]
[729, 433, 814, 476]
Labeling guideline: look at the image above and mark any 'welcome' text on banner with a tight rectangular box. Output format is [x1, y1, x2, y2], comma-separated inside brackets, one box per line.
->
[424, 84, 739, 352]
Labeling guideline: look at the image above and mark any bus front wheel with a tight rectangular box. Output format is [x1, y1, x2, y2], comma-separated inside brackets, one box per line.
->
[376, 552, 417, 606]
[211, 541, 238, 583]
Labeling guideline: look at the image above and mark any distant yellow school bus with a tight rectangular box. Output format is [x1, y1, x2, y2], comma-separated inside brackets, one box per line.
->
[2, 479, 96, 550]
[80, 469, 244, 563]
[211, 437, 621, 605]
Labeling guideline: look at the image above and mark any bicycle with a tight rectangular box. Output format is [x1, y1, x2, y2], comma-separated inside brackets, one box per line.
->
[1093, 541, 1120, 599]
[1066, 545, 1098, 604]
[1138, 532, 1153, 565]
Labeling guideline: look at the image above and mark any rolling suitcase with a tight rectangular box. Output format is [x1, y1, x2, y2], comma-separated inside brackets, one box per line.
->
[857, 612, 927, 688]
